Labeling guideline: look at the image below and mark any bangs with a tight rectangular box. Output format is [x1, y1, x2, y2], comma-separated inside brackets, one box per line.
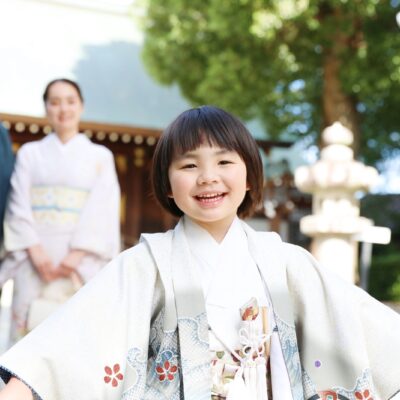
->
[167, 108, 241, 159]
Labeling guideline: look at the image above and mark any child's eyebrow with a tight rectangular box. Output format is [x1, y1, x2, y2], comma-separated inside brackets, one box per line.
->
[214, 149, 232, 155]
[175, 148, 232, 160]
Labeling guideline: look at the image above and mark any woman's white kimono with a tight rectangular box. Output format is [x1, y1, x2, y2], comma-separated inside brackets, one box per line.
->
[0, 219, 399, 400]
[0, 133, 120, 339]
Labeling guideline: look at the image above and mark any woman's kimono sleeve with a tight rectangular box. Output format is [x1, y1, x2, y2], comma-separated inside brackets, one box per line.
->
[69, 148, 121, 259]
[3, 144, 39, 251]
[0, 243, 161, 400]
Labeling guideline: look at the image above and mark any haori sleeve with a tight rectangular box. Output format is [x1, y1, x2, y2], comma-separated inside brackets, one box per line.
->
[0, 243, 159, 399]
[353, 282, 400, 397]
[70, 148, 121, 259]
[3, 145, 39, 252]
[284, 243, 400, 399]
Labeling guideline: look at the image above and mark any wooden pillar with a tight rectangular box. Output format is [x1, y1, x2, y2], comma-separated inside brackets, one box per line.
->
[124, 146, 146, 247]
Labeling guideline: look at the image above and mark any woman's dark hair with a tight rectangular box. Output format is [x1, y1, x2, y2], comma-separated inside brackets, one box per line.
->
[43, 78, 84, 103]
[152, 105, 264, 218]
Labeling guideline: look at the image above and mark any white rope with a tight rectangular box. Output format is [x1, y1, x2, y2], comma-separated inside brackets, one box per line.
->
[238, 324, 271, 360]
[216, 318, 272, 400]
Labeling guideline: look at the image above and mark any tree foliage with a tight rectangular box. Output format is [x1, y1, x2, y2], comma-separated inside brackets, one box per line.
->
[141, 0, 400, 164]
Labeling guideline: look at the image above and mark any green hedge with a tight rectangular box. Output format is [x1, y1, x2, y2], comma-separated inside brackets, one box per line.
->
[368, 251, 400, 301]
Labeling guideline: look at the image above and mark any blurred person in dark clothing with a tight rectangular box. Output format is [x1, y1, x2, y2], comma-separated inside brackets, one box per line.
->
[0, 124, 14, 254]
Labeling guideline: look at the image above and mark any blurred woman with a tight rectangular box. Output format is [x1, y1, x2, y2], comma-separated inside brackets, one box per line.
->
[0, 78, 120, 342]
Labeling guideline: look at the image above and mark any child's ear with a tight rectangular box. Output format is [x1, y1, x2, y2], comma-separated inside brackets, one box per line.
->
[167, 184, 173, 198]
[246, 184, 251, 191]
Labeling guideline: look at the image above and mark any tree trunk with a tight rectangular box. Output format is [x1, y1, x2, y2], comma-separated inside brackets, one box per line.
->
[322, 13, 360, 156]
[323, 55, 360, 155]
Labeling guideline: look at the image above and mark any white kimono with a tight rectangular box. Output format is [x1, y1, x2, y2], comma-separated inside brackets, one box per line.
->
[184, 217, 293, 399]
[0, 133, 120, 340]
[0, 219, 399, 400]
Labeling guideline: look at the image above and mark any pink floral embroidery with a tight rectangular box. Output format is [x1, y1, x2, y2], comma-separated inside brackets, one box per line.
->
[104, 363, 124, 387]
[155, 359, 178, 381]
[355, 390, 373, 400]
[318, 390, 338, 400]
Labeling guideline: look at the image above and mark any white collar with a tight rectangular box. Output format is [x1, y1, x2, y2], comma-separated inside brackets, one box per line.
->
[183, 216, 248, 268]
[46, 132, 87, 151]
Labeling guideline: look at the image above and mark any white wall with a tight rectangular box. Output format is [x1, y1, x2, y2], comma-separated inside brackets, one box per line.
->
[0, 0, 191, 128]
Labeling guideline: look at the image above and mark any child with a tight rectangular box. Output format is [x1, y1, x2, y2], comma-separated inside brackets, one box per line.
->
[0, 106, 399, 399]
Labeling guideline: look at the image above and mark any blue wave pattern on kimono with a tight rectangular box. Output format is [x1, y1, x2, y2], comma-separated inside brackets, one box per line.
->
[176, 312, 211, 399]
[275, 315, 304, 399]
[123, 311, 210, 399]
[122, 309, 180, 400]
[302, 363, 376, 399]
[332, 368, 375, 400]
[302, 367, 319, 399]
[122, 347, 148, 399]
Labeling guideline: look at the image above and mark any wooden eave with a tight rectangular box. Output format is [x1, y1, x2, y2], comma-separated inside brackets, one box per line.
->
[0, 113, 161, 149]
[0, 112, 294, 152]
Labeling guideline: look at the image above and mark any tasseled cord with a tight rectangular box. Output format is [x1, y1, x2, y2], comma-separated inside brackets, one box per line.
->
[212, 321, 271, 400]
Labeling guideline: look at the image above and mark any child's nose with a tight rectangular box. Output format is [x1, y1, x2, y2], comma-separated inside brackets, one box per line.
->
[197, 168, 218, 185]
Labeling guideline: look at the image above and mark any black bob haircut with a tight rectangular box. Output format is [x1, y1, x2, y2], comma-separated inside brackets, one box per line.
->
[43, 78, 84, 103]
[151, 105, 264, 218]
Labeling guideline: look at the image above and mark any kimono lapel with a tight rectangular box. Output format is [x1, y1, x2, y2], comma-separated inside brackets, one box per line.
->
[242, 222, 304, 399]
[241, 223, 293, 322]
[142, 221, 211, 399]
[169, 220, 207, 316]
[170, 221, 211, 399]
[140, 230, 177, 331]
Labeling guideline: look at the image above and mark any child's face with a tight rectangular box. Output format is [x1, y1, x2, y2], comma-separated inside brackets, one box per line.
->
[168, 143, 248, 236]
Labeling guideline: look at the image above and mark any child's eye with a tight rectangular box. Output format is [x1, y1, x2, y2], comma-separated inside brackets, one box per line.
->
[219, 160, 233, 165]
[181, 163, 197, 169]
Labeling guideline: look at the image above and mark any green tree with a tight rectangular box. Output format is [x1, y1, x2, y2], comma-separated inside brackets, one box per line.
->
[141, 0, 400, 164]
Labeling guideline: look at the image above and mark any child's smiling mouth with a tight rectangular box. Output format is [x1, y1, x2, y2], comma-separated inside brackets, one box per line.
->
[194, 192, 226, 204]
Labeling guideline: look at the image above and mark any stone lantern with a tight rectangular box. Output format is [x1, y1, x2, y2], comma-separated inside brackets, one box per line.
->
[294, 122, 387, 283]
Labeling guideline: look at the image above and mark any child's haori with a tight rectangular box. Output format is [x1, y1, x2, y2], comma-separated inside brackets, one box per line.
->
[0, 106, 399, 400]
